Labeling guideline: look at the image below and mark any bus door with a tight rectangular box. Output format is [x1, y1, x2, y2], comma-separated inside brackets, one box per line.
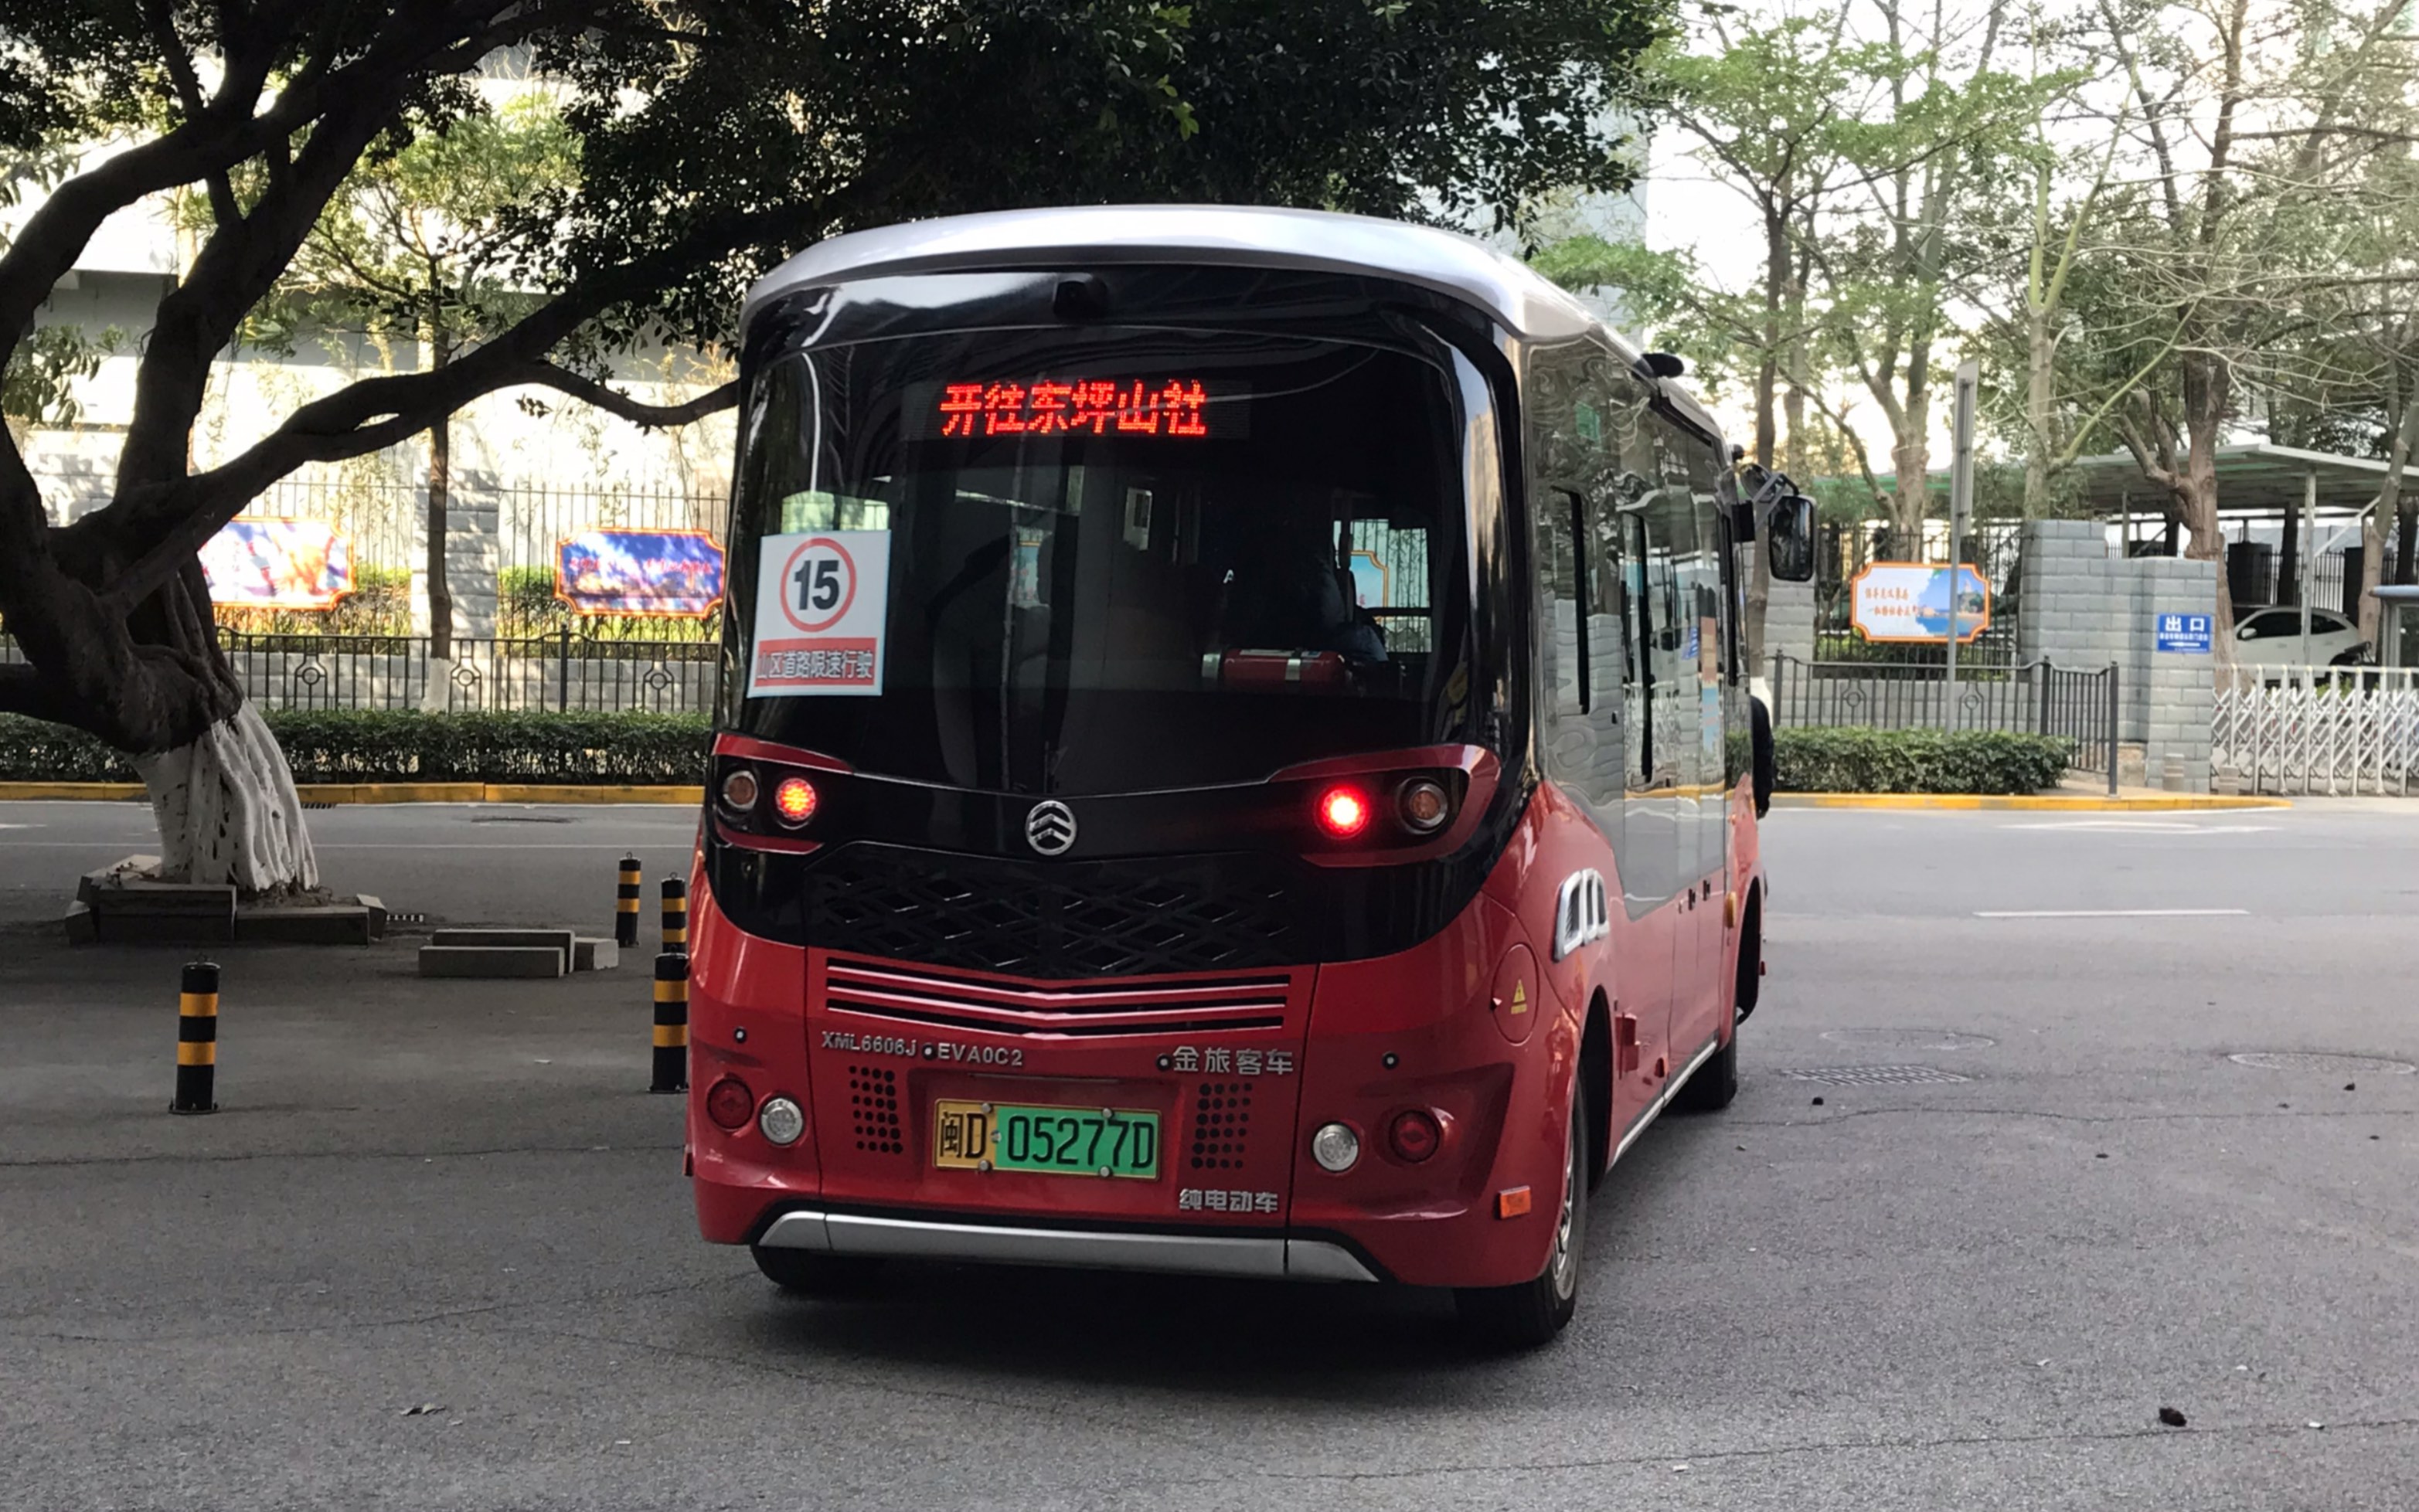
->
[1539, 474, 1658, 1129]
[1620, 504, 1686, 1105]
[1658, 427, 1730, 1061]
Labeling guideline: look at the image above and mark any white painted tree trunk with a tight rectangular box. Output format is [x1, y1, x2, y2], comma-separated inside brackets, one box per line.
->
[133, 702, 320, 895]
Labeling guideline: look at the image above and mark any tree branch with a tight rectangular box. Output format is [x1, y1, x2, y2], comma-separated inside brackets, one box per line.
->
[515, 366, 739, 427]
[140, 0, 243, 227]
[85, 204, 805, 613]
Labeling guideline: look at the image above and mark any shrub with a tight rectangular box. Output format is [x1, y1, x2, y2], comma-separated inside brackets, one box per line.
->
[497, 562, 720, 644]
[0, 709, 711, 785]
[1772, 727, 2074, 795]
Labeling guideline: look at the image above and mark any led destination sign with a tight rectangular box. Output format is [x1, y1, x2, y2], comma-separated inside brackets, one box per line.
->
[921, 378, 1244, 440]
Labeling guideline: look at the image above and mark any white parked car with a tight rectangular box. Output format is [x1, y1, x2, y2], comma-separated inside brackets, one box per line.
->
[2232, 606, 2367, 668]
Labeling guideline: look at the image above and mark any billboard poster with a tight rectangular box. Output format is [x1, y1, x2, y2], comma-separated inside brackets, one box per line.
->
[201, 519, 354, 610]
[1849, 562, 1992, 644]
[555, 529, 726, 617]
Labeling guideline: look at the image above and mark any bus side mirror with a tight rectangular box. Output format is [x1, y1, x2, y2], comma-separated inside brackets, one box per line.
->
[1766, 494, 1815, 583]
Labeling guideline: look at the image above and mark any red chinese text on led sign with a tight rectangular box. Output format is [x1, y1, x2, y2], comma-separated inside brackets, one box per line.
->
[937, 379, 1213, 440]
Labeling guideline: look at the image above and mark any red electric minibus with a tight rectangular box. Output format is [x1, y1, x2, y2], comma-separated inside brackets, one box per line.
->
[685, 206, 1816, 1347]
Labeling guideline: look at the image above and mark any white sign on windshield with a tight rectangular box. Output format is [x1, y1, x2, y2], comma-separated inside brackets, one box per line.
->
[747, 529, 891, 698]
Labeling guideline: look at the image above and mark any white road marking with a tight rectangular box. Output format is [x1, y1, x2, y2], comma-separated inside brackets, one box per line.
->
[2002, 819, 2278, 834]
[1974, 908, 2250, 918]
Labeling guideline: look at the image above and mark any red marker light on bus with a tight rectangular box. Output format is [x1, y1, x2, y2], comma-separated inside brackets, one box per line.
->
[1388, 1109, 1442, 1163]
[706, 1076, 754, 1131]
[1316, 785, 1371, 838]
[772, 776, 818, 827]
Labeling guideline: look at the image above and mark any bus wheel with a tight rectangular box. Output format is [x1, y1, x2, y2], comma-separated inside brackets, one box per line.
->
[751, 1245, 883, 1296]
[1456, 1074, 1587, 1351]
[1672, 1030, 1737, 1113]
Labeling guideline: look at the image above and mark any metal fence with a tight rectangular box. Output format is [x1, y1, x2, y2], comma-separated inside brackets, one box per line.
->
[5, 632, 725, 715]
[224, 631, 723, 714]
[1813, 518, 2025, 668]
[2213, 664, 2419, 796]
[47, 474, 733, 578]
[1769, 652, 2118, 790]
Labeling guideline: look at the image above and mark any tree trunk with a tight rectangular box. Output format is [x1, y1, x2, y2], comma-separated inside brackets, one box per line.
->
[1889, 396, 1930, 554]
[2023, 304, 2053, 515]
[134, 700, 319, 894]
[427, 419, 453, 662]
[1754, 206, 1784, 469]
[2178, 354, 2235, 665]
[2274, 487, 2298, 607]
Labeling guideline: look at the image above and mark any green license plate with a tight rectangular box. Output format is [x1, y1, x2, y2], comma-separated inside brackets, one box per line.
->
[932, 1099, 1160, 1179]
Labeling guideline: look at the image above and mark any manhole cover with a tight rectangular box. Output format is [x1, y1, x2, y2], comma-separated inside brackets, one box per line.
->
[2227, 1052, 2417, 1075]
[1820, 1029, 1997, 1052]
[469, 814, 575, 825]
[1781, 1065, 1974, 1087]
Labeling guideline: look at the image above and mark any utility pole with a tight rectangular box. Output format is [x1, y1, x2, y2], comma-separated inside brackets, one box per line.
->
[1945, 360, 1978, 727]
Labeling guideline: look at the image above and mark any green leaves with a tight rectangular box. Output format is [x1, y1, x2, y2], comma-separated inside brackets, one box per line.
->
[0, 710, 713, 784]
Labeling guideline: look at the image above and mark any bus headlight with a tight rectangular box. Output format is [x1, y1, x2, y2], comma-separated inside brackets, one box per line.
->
[1397, 779, 1450, 833]
[757, 1096, 807, 1146]
[1311, 1121, 1360, 1173]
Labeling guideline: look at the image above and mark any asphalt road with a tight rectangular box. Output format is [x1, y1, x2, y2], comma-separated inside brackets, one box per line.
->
[6, 800, 2419, 1510]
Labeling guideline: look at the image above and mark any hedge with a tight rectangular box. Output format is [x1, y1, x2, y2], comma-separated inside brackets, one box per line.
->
[0, 710, 711, 785]
[1772, 728, 2074, 795]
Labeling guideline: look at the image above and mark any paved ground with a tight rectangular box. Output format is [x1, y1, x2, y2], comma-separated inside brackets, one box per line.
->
[5, 800, 2419, 1510]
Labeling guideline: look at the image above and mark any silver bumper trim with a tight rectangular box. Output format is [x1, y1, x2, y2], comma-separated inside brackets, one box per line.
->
[757, 1211, 1380, 1283]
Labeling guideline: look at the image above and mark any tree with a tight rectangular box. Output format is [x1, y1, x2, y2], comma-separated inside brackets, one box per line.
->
[1549, 8, 1863, 668]
[2061, 0, 2419, 652]
[0, 0, 1668, 894]
[1806, 0, 2060, 550]
[280, 93, 579, 664]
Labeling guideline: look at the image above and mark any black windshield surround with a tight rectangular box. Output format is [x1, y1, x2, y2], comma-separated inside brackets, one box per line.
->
[708, 267, 1534, 973]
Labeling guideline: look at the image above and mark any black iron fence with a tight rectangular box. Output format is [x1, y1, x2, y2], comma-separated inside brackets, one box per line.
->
[221, 630, 722, 714]
[1769, 652, 2118, 791]
[4, 632, 723, 715]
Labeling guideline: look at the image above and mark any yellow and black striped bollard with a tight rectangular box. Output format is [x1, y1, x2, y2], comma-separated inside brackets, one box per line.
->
[614, 855, 641, 947]
[651, 951, 689, 1094]
[661, 875, 687, 951]
[173, 960, 219, 1115]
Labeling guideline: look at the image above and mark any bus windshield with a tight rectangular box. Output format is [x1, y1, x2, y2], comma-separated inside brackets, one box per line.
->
[724, 325, 1482, 795]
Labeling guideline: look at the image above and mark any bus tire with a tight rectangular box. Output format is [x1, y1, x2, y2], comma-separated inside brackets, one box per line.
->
[1455, 1072, 1587, 1351]
[751, 1245, 883, 1296]
[1672, 1029, 1737, 1113]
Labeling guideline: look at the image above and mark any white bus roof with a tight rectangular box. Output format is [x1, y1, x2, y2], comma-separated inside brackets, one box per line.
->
[742, 205, 1611, 346]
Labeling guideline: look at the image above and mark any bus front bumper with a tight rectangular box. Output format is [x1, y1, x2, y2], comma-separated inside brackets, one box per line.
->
[754, 1208, 1382, 1283]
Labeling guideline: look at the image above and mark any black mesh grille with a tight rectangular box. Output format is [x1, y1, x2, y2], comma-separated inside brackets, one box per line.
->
[848, 1065, 903, 1154]
[1189, 1081, 1257, 1171]
[803, 845, 1305, 977]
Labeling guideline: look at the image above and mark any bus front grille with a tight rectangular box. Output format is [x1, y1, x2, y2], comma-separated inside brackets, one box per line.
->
[801, 844, 1305, 977]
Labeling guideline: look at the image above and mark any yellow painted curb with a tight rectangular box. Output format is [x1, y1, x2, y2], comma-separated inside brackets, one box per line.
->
[0, 782, 148, 800]
[482, 783, 703, 805]
[0, 781, 702, 805]
[294, 783, 484, 804]
[1773, 792, 2291, 812]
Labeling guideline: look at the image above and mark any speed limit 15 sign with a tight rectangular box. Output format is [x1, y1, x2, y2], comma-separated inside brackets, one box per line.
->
[747, 529, 892, 698]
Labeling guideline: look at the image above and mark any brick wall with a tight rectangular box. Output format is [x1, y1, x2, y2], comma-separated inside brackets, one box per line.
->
[2017, 519, 2216, 791]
